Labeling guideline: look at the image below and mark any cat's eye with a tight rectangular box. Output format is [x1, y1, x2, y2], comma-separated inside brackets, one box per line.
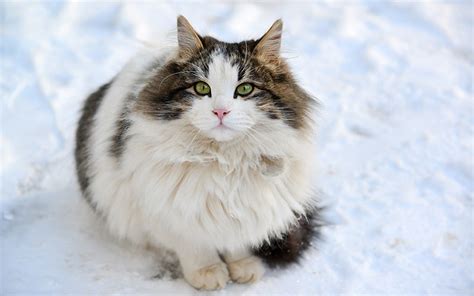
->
[235, 83, 254, 97]
[194, 81, 211, 96]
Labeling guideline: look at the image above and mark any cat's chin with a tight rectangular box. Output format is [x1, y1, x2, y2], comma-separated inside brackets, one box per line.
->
[205, 125, 239, 142]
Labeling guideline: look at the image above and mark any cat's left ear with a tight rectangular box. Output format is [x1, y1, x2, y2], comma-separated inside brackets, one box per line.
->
[177, 15, 203, 58]
[253, 19, 283, 60]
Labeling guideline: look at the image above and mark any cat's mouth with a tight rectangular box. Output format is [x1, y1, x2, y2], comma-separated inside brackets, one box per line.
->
[207, 123, 238, 141]
[215, 123, 232, 130]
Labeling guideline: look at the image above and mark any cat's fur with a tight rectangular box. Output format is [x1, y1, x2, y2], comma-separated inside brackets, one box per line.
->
[75, 16, 320, 290]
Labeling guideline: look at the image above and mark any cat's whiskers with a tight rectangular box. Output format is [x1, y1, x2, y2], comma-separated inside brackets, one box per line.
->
[184, 126, 204, 152]
[243, 127, 266, 146]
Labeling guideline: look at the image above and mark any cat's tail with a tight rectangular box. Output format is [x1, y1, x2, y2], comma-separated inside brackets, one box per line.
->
[252, 207, 324, 268]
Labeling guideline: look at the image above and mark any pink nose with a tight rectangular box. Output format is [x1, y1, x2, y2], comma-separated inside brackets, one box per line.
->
[212, 109, 230, 120]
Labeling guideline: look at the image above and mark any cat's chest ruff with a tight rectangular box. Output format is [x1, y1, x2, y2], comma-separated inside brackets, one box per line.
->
[174, 160, 272, 199]
[139, 157, 287, 215]
[159, 160, 293, 246]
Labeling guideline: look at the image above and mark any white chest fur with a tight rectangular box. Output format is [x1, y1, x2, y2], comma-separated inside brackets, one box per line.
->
[101, 117, 315, 252]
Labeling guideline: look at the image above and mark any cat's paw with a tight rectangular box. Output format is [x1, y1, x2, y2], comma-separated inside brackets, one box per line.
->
[227, 256, 265, 284]
[184, 262, 230, 290]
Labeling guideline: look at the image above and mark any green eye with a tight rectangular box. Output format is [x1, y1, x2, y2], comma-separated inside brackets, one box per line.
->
[194, 81, 211, 96]
[236, 83, 254, 97]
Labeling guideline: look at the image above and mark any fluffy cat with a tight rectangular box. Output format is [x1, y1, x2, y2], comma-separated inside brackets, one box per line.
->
[75, 16, 320, 290]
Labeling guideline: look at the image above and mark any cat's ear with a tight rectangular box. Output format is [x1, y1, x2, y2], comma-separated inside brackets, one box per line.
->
[177, 15, 203, 57]
[253, 19, 283, 60]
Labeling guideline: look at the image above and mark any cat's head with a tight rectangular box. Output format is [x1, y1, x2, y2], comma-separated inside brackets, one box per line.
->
[136, 16, 313, 142]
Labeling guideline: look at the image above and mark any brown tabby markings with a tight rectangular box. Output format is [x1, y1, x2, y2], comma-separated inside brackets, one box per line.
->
[135, 36, 314, 130]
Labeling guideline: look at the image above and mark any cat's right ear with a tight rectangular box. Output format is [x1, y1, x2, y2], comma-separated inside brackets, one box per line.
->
[177, 16, 203, 58]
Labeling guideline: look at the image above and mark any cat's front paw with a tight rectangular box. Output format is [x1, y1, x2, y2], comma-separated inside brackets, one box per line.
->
[184, 262, 230, 290]
[227, 256, 265, 284]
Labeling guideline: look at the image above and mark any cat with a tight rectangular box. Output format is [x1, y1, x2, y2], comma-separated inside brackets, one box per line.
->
[75, 15, 321, 290]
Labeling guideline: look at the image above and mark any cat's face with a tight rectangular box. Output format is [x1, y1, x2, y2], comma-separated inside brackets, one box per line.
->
[185, 47, 275, 142]
[136, 16, 312, 142]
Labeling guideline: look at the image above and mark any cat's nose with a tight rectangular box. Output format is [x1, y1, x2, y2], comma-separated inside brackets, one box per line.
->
[212, 109, 230, 120]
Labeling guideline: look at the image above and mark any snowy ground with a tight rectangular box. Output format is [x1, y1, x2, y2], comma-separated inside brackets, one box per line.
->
[1, 1, 473, 294]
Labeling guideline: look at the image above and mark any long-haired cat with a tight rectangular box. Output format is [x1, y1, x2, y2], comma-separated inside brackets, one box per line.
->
[75, 16, 320, 290]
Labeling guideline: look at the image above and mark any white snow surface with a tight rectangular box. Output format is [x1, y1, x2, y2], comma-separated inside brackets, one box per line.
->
[1, 1, 473, 294]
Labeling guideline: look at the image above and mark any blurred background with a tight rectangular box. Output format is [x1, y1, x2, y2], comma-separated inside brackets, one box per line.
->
[1, 1, 472, 294]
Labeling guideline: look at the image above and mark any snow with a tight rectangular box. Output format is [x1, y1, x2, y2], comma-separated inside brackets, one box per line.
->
[1, 1, 473, 294]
